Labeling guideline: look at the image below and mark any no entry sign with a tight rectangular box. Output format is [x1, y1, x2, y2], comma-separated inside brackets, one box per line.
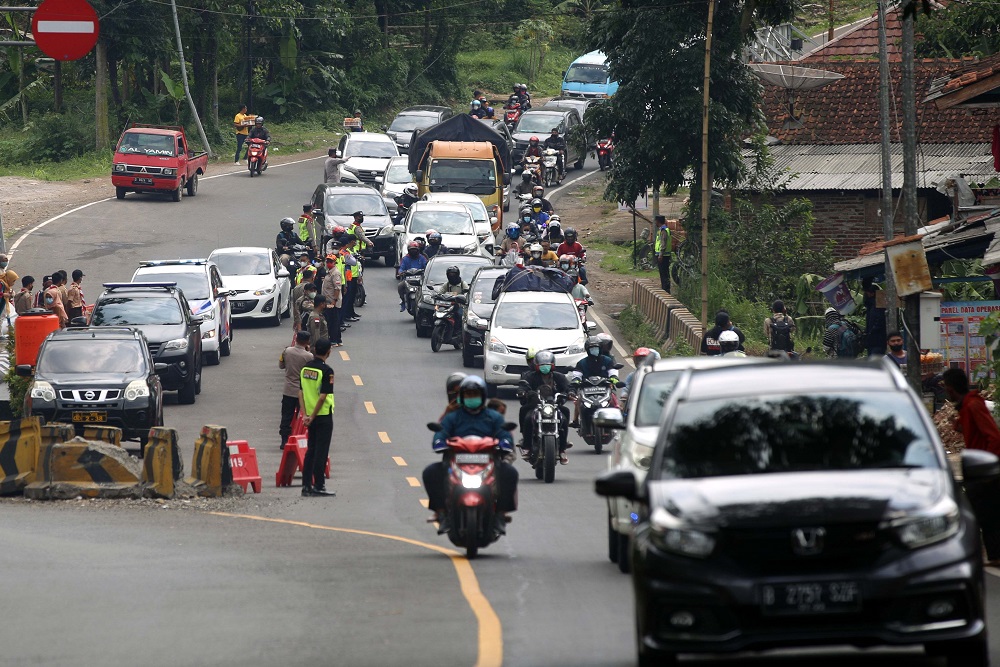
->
[31, 0, 99, 61]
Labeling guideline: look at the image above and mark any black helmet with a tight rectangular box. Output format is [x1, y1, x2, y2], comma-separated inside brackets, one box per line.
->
[530, 198, 543, 211]
[426, 230, 442, 245]
[457, 375, 488, 413]
[446, 372, 467, 399]
[279, 217, 295, 232]
[446, 266, 461, 284]
[564, 227, 577, 242]
[586, 335, 602, 356]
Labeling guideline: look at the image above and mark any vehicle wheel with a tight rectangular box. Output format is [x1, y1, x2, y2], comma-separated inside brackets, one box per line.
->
[355, 283, 366, 308]
[249, 164, 256, 177]
[464, 507, 479, 559]
[177, 373, 197, 405]
[486, 382, 498, 398]
[194, 355, 202, 395]
[462, 342, 475, 368]
[116, 187, 126, 200]
[608, 512, 620, 563]
[220, 324, 232, 357]
[575, 152, 585, 170]
[542, 434, 556, 483]
[186, 173, 198, 196]
[431, 325, 444, 352]
[270, 300, 282, 327]
[416, 321, 432, 338]
[384, 253, 396, 268]
[205, 350, 221, 366]
[172, 182, 183, 202]
[617, 532, 632, 573]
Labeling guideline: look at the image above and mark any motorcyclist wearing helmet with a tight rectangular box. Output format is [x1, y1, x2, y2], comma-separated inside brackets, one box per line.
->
[524, 136, 543, 160]
[570, 335, 620, 427]
[514, 170, 535, 198]
[469, 99, 487, 119]
[529, 197, 550, 228]
[517, 83, 531, 110]
[441, 371, 467, 419]
[545, 216, 563, 244]
[394, 183, 419, 219]
[425, 375, 518, 533]
[437, 266, 468, 325]
[622, 347, 661, 402]
[719, 330, 746, 357]
[276, 217, 299, 268]
[525, 242, 547, 267]
[479, 97, 494, 119]
[517, 349, 573, 464]
[396, 241, 428, 312]
[558, 254, 591, 302]
[248, 115, 270, 142]
[556, 227, 588, 285]
[423, 230, 448, 259]
[531, 185, 553, 214]
[497, 222, 522, 259]
[542, 127, 568, 178]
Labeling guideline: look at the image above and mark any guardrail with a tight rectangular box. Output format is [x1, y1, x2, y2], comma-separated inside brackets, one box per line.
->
[630, 279, 704, 351]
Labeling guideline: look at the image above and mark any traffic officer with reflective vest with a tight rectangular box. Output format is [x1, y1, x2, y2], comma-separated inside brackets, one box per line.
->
[348, 211, 373, 252]
[297, 204, 315, 250]
[654, 215, 672, 292]
[298, 337, 336, 497]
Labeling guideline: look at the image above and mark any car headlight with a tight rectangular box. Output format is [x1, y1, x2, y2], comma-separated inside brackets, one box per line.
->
[113, 163, 126, 173]
[162, 167, 177, 176]
[253, 285, 276, 296]
[463, 243, 479, 253]
[380, 225, 395, 236]
[344, 165, 359, 174]
[163, 338, 189, 351]
[567, 337, 585, 354]
[199, 309, 216, 321]
[649, 507, 715, 558]
[124, 379, 150, 401]
[30, 380, 56, 403]
[629, 443, 654, 470]
[488, 336, 509, 354]
[893, 498, 960, 549]
[202, 329, 216, 339]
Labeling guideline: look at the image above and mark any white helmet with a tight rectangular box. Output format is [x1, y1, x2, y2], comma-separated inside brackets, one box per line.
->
[403, 183, 418, 197]
[529, 243, 543, 258]
[719, 330, 740, 353]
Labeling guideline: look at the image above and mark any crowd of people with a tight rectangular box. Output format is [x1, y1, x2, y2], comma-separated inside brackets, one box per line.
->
[0, 256, 87, 329]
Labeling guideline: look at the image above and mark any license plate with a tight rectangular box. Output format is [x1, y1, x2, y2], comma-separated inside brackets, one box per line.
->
[759, 581, 861, 615]
[455, 453, 491, 464]
[72, 411, 108, 423]
[132, 177, 154, 185]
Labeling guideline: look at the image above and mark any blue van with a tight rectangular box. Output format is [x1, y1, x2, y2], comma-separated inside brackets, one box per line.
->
[560, 51, 619, 99]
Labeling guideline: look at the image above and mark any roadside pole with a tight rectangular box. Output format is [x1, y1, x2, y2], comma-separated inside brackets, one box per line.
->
[170, 0, 213, 157]
[901, 1, 921, 393]
[877, 0, 899, 331]
[0, 206, 6, 255]
[699, 0, 717, 330]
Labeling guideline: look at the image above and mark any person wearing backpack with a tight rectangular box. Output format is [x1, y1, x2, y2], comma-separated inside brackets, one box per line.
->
[764, 300, 795, 353]
[822, 307, 861, 358]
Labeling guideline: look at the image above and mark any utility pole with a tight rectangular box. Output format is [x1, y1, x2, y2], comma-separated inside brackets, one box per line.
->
[828, 0, 835, 41]
[901, 0, 921, 392]
[878, 0, 898, 333]
[699, 0, 716, 330]
[246, 0, 254, 109]
[170, 0, 213, 157]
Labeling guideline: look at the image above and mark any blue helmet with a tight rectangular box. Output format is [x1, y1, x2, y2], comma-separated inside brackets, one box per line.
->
[505, 223, 520, 240]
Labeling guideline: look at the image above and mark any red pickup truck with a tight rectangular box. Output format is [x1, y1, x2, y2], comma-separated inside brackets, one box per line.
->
[111, 124, 208, 202]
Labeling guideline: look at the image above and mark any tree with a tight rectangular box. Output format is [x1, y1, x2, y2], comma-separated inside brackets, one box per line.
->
[915, 0, 1000, 58]
[586, 0, 797, 205]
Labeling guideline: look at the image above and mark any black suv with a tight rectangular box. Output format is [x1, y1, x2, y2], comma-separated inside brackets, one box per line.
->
[311, 183, 395, 265]
[385, 105, 454, 154]
[596, 359, 997, 667]
[90, 283, 203, 404]
[511, 108, 587, 168]
[20, 327, 163, 444]
[461, 266, 507, 367]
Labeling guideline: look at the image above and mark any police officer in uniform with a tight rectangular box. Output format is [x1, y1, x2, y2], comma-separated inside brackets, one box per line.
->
[655, 215, 672, 292]
[299, 337, 336, 497]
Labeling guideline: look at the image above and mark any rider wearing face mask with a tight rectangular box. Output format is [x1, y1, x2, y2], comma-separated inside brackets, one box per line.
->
[517, 349, 573, 464]
[526, 243, 546, 267]
[396, 241, 428, 312]
[570, 335, 619, 426]
[423, 230, 448, 259]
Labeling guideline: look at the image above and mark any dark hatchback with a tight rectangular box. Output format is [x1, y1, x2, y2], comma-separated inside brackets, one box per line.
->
[461, 266, 507, 368]
[414, 254, 492, 338]
[21, 327, 163, 443]
[90, 283, 203, 404]
[596, 359, 998, 667]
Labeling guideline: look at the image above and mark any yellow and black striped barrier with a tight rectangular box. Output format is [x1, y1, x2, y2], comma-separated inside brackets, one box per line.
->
[142, 427, 182, 499]
[25, 437, 142, 500]
[184, 425, 234, 497]
[0, 417, 42, 495]
[81, 425, 123, 447]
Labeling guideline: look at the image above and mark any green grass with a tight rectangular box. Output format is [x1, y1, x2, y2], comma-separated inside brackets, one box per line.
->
[457, 46, 577, 98]
[589, 240, 659, 279]
[617, 305, 697, 357]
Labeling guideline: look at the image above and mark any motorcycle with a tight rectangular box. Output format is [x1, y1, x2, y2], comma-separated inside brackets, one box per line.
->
[542, 148, 561, 187]
[496, 242, 520, 268]
[504, 101, 522, 130]
[575, 375, 620, 454]
[596, 138, 614, 171]
[521, 155, 543, 186]
[518, 384, 566, 484]
[575, 297, 593, 324]
[425, 422, 518, 558]
[246, 138, 269, 176]
[430, 292, 466, 352]
[399, 267, 424, 317]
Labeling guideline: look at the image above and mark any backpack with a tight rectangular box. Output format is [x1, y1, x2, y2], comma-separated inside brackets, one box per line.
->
[829, 321, 861, 358]
[769, 314, 794, 352]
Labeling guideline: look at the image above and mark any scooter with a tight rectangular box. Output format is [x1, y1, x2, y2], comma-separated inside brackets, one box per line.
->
[542, 148, 561, 187]
[575, 297, 593, 324]
[596, 138, 614, 171]
[521, 156, 543, 186]
[575, 375, 620, 454]
[504, 101, 522, 130]
[430, 292, 466, 352]
[247, 138, 269, 176]
[518, 384, 567, 484]
[399, 268, 423, 317]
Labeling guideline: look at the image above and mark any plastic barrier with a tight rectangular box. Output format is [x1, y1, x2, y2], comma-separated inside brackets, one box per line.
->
[275, 435, 330, 487]
[228, 440, 261, 493]
[184, 425, 234, 497]
[25, 437, 142, 499]
[290, 409, 306, 438]
[0, 417, 42, 495]
[142, 427, 182, 498]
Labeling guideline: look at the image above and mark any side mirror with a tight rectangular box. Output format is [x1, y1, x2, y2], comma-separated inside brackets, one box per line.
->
[312, 208, 324, 218]
[490, 216, 498, 226]
[503, 421, 518, 432]
[382, 124, 389, 132]
[374, 176, 383, 184]
[593, 407, 626, 430]
[276, 267, 290, 278]
[67, 316, 89, 328]
[561, 70, 566, 77]
[594, 469, 639, 500]
[191, 317, 204, 326]
[962, 449, 1000, 482]
[502, 173, 511, 185]
[415, 170, 423, 181]
[426, 422, 442, 432]
[15, 364, 32, 377]
[585, 321, 597, 333]
[154, 363, 170, 373]
[392, 225, 405, 234]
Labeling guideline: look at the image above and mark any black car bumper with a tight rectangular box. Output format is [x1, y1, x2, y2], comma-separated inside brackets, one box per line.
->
[463, 327, 486, 352]
[155, 354, 195, 391]
[362, 235, 395, 259]
[30, 402, 158, 441]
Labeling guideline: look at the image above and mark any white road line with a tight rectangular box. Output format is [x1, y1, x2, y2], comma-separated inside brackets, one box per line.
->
[545, 167, 602, 198]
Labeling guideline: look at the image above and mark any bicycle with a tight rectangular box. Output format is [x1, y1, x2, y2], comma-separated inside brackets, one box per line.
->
[669, 238, 700, 286]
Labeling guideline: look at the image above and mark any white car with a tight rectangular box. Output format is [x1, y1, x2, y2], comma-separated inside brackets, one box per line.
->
[393, 201, 488, 262]
[377, 155, 413, 200]
[483, 290, 591, 395]
[420, 192, 497, 252]
[601, 355, 775, 573]
[131, 259, 233, 365]
[207, 247, 291, 326]
[337, 132, 399, 186]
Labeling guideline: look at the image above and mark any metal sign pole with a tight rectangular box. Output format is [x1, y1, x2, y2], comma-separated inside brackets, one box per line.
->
[632, 209, 637, 269]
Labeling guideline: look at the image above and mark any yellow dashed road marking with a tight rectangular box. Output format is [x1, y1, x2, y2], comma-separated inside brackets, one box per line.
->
[339, 351, 350, 361]
[352, 375, 363, 386]
[365, 401, 376, 414]
[419, 498, 429, 508]
[378, 431, 391, 443]
[393, 456, 407, 467]
[406, 476, 421, 487]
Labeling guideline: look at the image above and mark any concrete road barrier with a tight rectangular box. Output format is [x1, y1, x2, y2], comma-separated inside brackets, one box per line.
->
[142, 428, 182, 499]
[185, 425, 236, 497]
[25, 437, 142, 500]
[81, 425, 123, 447]
[631, 279, 703, 350]
[0, 417, 42, 495]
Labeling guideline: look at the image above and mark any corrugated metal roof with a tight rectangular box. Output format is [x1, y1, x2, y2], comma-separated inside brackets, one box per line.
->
[744, 143, 995, 191]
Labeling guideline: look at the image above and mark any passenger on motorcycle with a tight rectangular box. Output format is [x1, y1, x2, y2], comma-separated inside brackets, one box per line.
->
[423, 230, 448, 259]
[526, 243, 546, 267]
[719, 330, 746, 357]
[441, 371, 467, 420]
[424, 375, 518, 533]
[518, 349, 572, 464]
[556, 227, 588, 285]
[531, 185, 554, 214]
[542, 128, 567, 177]
[518, 209, 538, 240]
[538, 239, 560, 267]
[517, 83, 532, 110]
[570, 335, 620, 426]
[394, 183, 419, 216]
[396, 241, 428, 312]
[479, 97, 494, 119]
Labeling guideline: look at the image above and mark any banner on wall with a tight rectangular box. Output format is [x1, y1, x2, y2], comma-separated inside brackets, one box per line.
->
[937, 301, 1000, 382]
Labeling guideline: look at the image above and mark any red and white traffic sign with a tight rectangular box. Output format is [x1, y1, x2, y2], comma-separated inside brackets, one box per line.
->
[31, 0, 99, 61]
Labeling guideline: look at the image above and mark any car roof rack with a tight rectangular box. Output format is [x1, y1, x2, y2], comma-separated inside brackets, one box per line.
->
[138, 259, 208, 267]
[102, 282, 178, 290]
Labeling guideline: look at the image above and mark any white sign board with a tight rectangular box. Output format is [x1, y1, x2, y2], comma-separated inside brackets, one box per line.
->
[618, 189, 649, 211]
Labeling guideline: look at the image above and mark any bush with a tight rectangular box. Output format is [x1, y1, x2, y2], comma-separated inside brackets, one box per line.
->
[16, 113, 92, 163]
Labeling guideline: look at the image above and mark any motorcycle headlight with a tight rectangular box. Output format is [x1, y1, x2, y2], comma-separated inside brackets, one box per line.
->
[461, 472, 483, 489]
[893, 498, 960, 549]
[30, 380, 56, 403]
[488, 337, 509, 354]
[162, 167, 177, 176]
[649, 508, 716, 558]
[566, 337, 585, 354]
[113, 163, 126, 173]
[163, 338, 189, 351]
[124, 379, 150, 401]
[629, 443, 654, 471]
[253, 285, 276, 296]
[541, 404, 555, 418]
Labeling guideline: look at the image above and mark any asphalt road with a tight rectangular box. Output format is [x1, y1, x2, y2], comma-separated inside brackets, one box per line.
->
[5, 156, 1000, 666]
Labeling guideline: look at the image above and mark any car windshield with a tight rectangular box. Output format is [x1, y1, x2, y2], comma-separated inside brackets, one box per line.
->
[385, 162, 412, 184]
[565, 63, 609, 84]
[92, 296, 185, 326]
[515, 115, 564, 134]
[117, 132, 176, 157]
[38, 340, 145, 375]
[133, 272, 209, 300]
[634, 370, 683, 427]
[660, 392, 937, 479]
[211, 253, 272, 276]
[469, 273, 505, 305]
[461, 202, 489, 223]
[428, 159, 497, 195]
[325, 193, 387, 216]
[409, 210, 474, 234]
[344, 140, 397, 158]
[389, 115, 436, 132]
[426, 260, 488, 284]
[493, 300, 580, 330]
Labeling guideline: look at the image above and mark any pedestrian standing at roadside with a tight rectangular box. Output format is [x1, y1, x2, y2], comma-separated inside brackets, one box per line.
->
[13, 275, 34, 315]
[279, 330, 313, 450]
[43, 274, 67, 327]
[942, 368, 1000, 565]
[54, 270, 69, 313]
[299, 337, 336, 497]
[764, 300, 795, 354]
[234, 104, 251, 165]
[66, 269, 85, 320]
[324, 147, 347, 184]
[305, 294, 330, 344]
[654, 215, 672, 292]
[321, 252, 343, 346]
[33, 275, 52, 309]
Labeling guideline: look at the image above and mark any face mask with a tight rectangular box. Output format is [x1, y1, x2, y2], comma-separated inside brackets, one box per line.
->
[44, 296, 54, 304]
[462, 396, 483, 410]
[531, 253, 541, 259]
[560, 263, 570, 270]
[522, 217, 531, 223]
[890, 343, 904, 352]
[588, 346, 600, 356]
[539, 364, 552, 374]
[0, 263, 7, 269]
[299, 261, 308, 267]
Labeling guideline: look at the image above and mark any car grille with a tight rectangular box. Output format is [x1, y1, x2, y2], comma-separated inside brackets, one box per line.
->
[120, 164, 165, 175]
[362, 226, 380, 237]
[232, 289, 250, 295]
[231, 299, 258, 314]
[146, 342, 162, 356]
[356, 170, 381, 184]
[59, 389, 122, 403]
[720, 522, 889, 575]
[507, 345, 568, 356]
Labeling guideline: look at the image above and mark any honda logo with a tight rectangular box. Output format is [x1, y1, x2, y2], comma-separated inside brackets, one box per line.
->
[791, 527, 826, 555]
[83, 390, 96, 400]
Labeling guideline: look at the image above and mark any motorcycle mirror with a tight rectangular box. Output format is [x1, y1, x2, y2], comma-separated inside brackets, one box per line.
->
[427, 422, 442, 432]
[454, 295, 467, 305]
[381, 124, 389, 132]
[503, 422, 518, 432]
[312, 208, 324, 217]
[502, 173, 511, 185]
[335, 150, 343, 158]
